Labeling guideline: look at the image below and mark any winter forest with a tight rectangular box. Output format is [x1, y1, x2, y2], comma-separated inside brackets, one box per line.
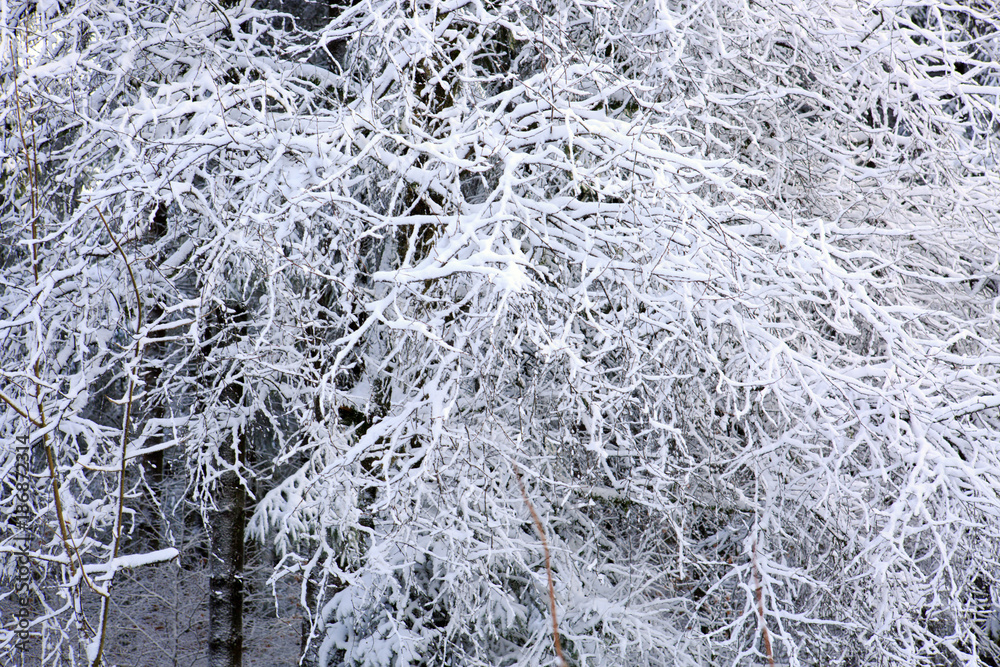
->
[3, 0, 1000, 665]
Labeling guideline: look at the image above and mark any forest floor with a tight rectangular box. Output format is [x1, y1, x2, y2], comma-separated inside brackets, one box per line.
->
[103, 559, 304, 666]
[2, 557, 304, 666]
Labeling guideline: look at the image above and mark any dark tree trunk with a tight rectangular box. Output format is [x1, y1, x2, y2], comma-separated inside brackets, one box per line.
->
[200, 284, 252, 667]
[299, 573, 319, 667]
[208, 432, 246, 667]
[138, 218, 169, 549]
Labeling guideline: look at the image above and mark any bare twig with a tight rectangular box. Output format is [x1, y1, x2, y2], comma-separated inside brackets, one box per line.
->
[514, 465, 566, 667]
[11, 40, 78, 581]
[90, 208, 145, 667]
[0, 389, 41, 426]
[752, 540, 775, 667]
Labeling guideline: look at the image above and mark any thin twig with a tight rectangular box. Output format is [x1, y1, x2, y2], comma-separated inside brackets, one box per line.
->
[90, 208, 145, 667]
[0, 389, 41, 426]
[10, 42, 36, 277]
[11, 39, 78, 581]
[514, 465, 566, 667]
[752, 539, 775, 667]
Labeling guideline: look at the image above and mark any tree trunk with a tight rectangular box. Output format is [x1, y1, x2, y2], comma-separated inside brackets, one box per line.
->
[208, 434, 245, 667]
[299, 572, 319, 667]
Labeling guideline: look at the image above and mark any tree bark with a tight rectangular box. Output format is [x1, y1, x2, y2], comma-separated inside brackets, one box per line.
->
[208, 433, 246, 667]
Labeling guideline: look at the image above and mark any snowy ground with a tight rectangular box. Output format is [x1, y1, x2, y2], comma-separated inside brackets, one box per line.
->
[3, 559, 304, 666]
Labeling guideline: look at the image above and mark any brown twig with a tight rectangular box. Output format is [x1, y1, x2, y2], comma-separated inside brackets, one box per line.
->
[11, 40, 78, 581]
[752, 539, 775, 667]
[0, 389, 42, 426]
[514, 465, 566, 667]
[10, 40, 39, 280]
[90, 208, 144, 667]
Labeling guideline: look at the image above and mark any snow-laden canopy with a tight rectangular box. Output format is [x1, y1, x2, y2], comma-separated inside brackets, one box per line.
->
[3, 0, 1000, 664]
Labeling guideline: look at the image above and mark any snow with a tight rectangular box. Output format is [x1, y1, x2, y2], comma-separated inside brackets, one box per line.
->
[5, 0, 1000, 665]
